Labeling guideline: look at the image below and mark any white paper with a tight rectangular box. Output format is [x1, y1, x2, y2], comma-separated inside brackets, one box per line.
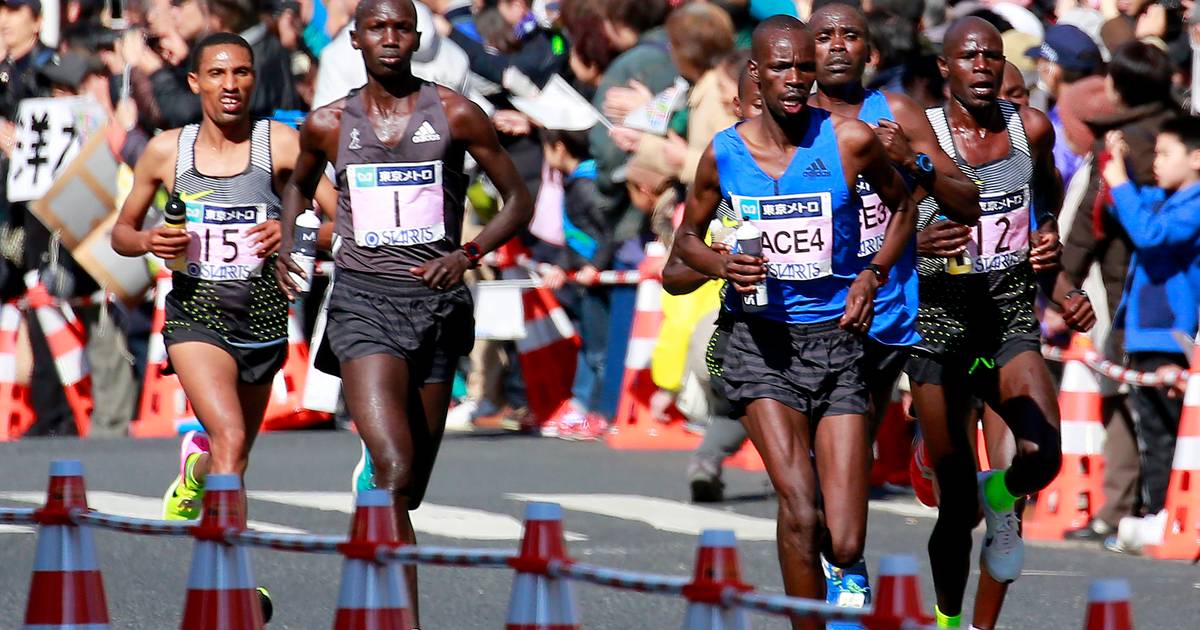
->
[510, 74, 610, 131]
[6, 96, 106, 203]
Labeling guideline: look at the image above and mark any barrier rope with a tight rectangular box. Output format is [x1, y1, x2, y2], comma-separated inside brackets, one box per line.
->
[546, 559, 690, 596]
[72, 510, 192, 536]
[0, 507, 36, 525]
[1042, 344, 1189, 387]
[730, 590, 870, 621]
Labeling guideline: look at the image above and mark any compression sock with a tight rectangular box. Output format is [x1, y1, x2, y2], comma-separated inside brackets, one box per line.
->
[935, 605, 962, 628]
[184, 453, 204, 490]
[984, 469, 1020, 512]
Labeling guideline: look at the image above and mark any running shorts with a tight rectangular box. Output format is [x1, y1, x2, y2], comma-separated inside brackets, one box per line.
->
[716, 316, 868, 420]
[319, 269, 474, 384]
[162, 298, 287, 386]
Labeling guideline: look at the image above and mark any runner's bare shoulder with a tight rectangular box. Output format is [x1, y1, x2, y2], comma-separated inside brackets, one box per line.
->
[301, 97, 348, 155]
[1014, 103, 1053, 148]
[828, 113, 877, 155]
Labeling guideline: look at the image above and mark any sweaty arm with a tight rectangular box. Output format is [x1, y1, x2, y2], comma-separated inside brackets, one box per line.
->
[672, 144, 765, 294]
[1023, 106, 1066, 294]
[111, 131, 191, 260]
[889, 94, 980, 225]
[277, 105, 341, 298]
[851, 122, 917, 274]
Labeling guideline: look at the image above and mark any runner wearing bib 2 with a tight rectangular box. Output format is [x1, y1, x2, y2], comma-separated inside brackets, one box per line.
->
[804, 3, 981, 620]
[674, 17, 917, 630]
[903, 19, 1095, 630]
[276, 0, 533, 623]
[112, 33, 338, 621]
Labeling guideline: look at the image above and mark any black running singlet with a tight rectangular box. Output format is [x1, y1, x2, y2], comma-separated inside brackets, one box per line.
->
[167, 119, 287, 347]
[912, 101, 1040, 357]
[333, 83, 469, 282]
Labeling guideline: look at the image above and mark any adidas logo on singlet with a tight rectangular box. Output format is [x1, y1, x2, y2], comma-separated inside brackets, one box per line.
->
[412, 121, 441, 144]
[803, 158, 831, 177]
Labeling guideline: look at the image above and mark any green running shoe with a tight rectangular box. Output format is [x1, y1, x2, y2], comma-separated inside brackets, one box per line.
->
[162, 473, 203, 520]
[257, 587, 273, 623]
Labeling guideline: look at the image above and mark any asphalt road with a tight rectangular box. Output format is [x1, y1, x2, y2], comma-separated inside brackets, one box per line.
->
[0, 431, 1196, 629]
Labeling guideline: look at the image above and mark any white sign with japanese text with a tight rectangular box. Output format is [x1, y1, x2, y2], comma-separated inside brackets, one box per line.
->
[6, 96, 106, 203]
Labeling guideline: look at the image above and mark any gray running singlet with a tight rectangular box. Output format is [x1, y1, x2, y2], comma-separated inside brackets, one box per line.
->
[167, 119, 287, 346]
[333, 82, 469, 282]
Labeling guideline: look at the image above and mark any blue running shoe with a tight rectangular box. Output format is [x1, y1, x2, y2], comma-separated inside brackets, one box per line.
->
[822, 555, 870, 630]
[351, 439, 375, 496]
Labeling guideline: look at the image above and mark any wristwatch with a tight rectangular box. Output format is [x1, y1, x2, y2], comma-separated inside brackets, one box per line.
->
[911, 152, 935, 182]
[866, 263, 889, 284]
[461, 241, 483, 268]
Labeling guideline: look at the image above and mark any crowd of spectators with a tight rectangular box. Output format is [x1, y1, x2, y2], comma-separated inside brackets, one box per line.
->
[1, 0, 1198, 553]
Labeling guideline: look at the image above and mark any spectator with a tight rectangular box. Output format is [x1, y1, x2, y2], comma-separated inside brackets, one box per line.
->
[1025, 24, 1105, 186]
[864, 7, 919, 93]
[1101, 116, 1200, 530]
[562, 7, 615, 98]
[435, 0, 568, 90]
[0, 0, 52, 122]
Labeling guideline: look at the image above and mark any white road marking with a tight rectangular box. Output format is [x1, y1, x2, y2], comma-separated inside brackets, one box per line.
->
[0, 491, 306, 535]
[507, 493, 779, 541]
[248, 491, 586, 542]
[868, 499, 937, 520]
[0, 525, 33, 534]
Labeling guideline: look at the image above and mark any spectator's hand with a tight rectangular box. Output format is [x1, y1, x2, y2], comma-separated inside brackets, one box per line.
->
[917, 220, 971, 258]
[873, 119, 916, 169]
[159, 32, 189, 68]
[411, 251, 471, 290]
[603, 80, 653, 122]
[433, 12, 453, 37]
[841, 270, 878, 334]
[540, 264, 567, 290]
[722, 253, 767, 294]
[0, 120, 17, 158]
[609, 126, 643, 152]
[115, 98, 139, 132]
[492, 110, 532, 136]
[663, 132, 688, 172]
[649, 388, 674, 423]
[248, 220, 282, 257]
[1136, 3, 1168, 39]
[1103, 130, 1130, 187]
[277, 8, 301, 50]
[1061, 291, 1096, 332]
[145, 226, 190, 260]
[123, 30, 164, 74]
[1030, 227, 1063, 272]
[575, 265, 600, 286]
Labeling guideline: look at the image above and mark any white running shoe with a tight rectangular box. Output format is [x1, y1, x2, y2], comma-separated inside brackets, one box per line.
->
[978, 471, 1024, 583]
[444, 399, 479, 433]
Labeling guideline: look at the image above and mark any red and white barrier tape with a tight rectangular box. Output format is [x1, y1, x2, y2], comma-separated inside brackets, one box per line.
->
[0, 507, 35, 525]
[1042, 344, 1187, 387]
[546, 560, 690, 596]
[73, 510, 192, 536]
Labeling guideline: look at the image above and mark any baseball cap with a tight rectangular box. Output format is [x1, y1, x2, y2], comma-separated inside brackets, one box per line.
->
[1025, 24, 1103, 74]
[38, 52, 105, 89]
[1, 0, 42, 14]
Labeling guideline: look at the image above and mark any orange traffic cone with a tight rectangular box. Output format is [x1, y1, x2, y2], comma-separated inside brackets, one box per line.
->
[132, 271, 195, 437]
[871, 393, 913, 487]
[725, 440, 765, 472]
[682, 529, 751, 630]
[0, 301, 35, 440]
[1082, 579, 1133, 630]
[863, 555, 933, 630]
[181, 474, 263, 630]
[515, 286, 580, 429]
[24, 460, 110, 628]
[1026, 334, 1106, 540]
[1146, 339, 1200, 561]
[26, 281, 93, 437]
[607, 243, 702, 451]
[262, 307, 329, 431]
[505, 502, 580, 630]
[334, 489, 413, 629]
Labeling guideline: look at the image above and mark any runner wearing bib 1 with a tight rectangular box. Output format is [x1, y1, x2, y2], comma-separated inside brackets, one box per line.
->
[164, 119, 289, 384]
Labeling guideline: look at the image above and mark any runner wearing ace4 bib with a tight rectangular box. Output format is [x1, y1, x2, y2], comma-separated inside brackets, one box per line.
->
[905, 19, 1095, 629]
[275, 0, 532, 622]
[674, 17, 916, 630]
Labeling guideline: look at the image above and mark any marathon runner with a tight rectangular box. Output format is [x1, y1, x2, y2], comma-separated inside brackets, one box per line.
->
[674, 16, 917, 628]
[805, 2, 981, 615]
[906, 18, 1095, 629]
[275, 0, 532, 620]
[112, 32, 335, 519]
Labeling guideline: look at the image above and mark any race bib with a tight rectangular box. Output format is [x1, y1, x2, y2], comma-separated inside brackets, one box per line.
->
[856, 177, 889, 258]
[348, 161, 446, 248]
[183, 202, 267, 281]
[960, 187, 1030, 274]
[733, 192, 833, 281]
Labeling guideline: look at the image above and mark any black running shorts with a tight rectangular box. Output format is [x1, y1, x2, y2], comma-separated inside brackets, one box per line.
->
[717, 316, 868, 421]
[162, 299, 288, 386]
[318, 269, 474, 385]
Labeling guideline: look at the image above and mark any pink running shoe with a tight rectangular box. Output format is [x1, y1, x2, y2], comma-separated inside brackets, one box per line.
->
[910, 437, 937, 508]
[179, 430, 211, 479]
[574, 413, 610, 441]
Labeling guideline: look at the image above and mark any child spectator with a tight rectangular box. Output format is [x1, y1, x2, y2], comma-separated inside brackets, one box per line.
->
[1102, 116, 1200, 525]
[541, 127, 617, 439]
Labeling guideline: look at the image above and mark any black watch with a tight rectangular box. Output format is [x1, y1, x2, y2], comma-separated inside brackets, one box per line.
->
[911, 152, 935, 181]
[461, 241, 483, 268]
[866, 263, 888, 284]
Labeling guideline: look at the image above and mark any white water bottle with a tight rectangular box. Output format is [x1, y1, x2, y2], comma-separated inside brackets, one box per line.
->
[289, 208, 320, 294]
[735, 222, 768, 312]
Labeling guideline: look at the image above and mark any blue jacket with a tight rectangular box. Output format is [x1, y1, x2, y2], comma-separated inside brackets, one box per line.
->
[1109, 181, 1200, 353]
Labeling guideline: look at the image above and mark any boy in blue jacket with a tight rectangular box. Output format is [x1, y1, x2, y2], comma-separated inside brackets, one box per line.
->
[1102, 116, 1200, 521]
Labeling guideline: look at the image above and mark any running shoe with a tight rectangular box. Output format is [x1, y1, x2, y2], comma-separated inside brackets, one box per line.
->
[977, 471, 1024, 583]
[910, 437, 938, 508]
[822, 555, 870, 630]
[352, 439, 375, 496]
[575, 412, 609, 441]
[162, 431, 209, 521]
[687, 457, 725, 503]
[444, 399, 479, 433]
[257, 586, 273, 623]
[553, 403, 588, 441]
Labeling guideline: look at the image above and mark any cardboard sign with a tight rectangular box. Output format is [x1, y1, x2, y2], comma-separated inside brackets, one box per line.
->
[29, 125, 118, 250]
[7, 96, 107, 203]
[72, 212, 153, 306]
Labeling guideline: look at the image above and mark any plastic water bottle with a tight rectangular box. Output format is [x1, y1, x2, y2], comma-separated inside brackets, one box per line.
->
[735, 222, 768, 312]
[289, 208, 320, 294]
[940, 214, 973, 275]
[163, 193, 187, 272]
